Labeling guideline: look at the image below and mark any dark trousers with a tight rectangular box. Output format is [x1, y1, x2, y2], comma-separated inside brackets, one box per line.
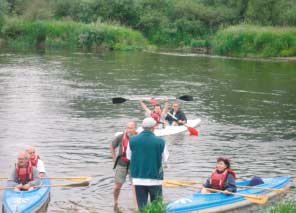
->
[135, 185, 163, 210]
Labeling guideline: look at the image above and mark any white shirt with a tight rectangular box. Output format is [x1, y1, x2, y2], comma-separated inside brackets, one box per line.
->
[37, 159, 46, 174]
[127, 137, 169, 186]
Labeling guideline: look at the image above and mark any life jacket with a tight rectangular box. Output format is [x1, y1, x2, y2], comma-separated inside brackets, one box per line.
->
[120, 131, 129, 163]
[15, 161, 33, 184]
[30, 155, 40, 167]
[150, 111, 161, 124]
[210, 168, 236, 190]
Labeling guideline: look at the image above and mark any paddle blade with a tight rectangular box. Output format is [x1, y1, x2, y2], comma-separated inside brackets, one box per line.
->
[187, 126, 199, 136]
[112, 97, 127, 104]
[245, 194, 268, 204]
[178, 95, 193, 101]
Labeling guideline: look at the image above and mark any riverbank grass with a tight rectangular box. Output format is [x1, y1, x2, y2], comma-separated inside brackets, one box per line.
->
[212, 25, 296, 57]
[0, 17, 149, 51]
[263, 200, 296, 212]
[139, 199, 167, 213]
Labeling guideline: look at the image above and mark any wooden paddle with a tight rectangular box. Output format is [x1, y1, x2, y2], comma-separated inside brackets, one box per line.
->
[0, 180, 90, 190]
[163, 179, 290, 193]
[163, 180, 268, 204]
[0, 176, 91, 182]
[167, 112, 199, 136]
[112, 95, 193, 104]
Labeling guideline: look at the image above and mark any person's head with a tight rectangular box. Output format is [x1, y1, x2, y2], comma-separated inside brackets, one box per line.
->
[17, 151, 30, 167]
[25, 146, 36, 160]
[126, 121, 137, 136]
[142, 117, 157, 131]
[216, 157, 230, 172]
[172, 101, 180, 112]
[153, 104, 162, 114]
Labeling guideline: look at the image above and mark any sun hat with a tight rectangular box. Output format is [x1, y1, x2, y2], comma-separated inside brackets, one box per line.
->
[142, 117, 157, 128]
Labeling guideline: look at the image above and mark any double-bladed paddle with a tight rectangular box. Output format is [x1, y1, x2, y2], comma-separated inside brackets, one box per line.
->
[0, 176, 91, 182]
[0, 179, 90, 190]
[163, 180, 268, 204]
[163, 179, 290, 193]
[112, 95, 193, 104]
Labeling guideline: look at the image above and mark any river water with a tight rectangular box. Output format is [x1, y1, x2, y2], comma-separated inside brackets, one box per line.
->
[0, 49, 295, 212]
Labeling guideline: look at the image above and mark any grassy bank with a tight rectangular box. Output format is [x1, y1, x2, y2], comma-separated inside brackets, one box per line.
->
[212, 25, 296, 57]
[0, 17, 149, 51]
[263, 200, 296, 212]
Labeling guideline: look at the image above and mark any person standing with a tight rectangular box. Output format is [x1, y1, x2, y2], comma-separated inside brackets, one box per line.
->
[7, 151, 41, 191]
[25, 146, 46, 177]
[139, 97, 169, 128]
[165, 101, 187, 126]
[127, 117, 169, 210]
[110, 121, 138, 212]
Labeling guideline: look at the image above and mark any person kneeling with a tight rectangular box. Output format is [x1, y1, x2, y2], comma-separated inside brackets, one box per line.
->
[7, 151, 41, 191]
[201, 157, 236, 194]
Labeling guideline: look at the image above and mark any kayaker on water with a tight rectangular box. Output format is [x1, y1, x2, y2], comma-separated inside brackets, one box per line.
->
[201, 157, 236, 194]
[165, 101, 187, 126]
[7, 151, 41, 191]
[139, 96, 169, 128]
[110, 121, 138, 212]
[26, 146, 46, 177]
[127, 117, 169, 210]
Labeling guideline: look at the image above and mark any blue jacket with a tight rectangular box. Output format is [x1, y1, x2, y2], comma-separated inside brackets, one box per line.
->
[165, 109, 187, 125]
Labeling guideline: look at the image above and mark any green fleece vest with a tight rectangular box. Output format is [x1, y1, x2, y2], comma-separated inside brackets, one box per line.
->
[129, 130, 165, 180]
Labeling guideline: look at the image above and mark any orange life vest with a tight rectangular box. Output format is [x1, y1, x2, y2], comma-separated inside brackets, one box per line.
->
[15, 161, 33, 184]
[210, 168, 236, 190]
[120, 131, 129, 163]
[30, 155, 40, 167]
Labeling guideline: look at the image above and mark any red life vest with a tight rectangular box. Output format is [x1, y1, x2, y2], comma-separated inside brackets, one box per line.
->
[120, 131, 129, 163]
[150, 111, 161, 124]
[210, 168, 236, 190]
[30, 155, 40, 167]
[15, 161, 33, 184]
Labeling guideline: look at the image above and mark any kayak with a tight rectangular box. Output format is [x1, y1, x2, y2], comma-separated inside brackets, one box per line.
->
[115, 118, 201, 137]
[167, 176, 290, 213]
[2, 178, 51, 213]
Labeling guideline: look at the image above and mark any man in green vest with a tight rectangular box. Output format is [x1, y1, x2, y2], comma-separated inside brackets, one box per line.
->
[127, 117, 169, 210]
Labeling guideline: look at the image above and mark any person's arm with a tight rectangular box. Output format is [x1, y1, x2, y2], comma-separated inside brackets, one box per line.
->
[7, 170, 18, 187]
[162, 97, 169, 116]
[27, 168, 41, 187]
[139, 100, 150, 113]
[110, 135, 121, 162]
[37, 160, 46, 177]
[224, 174, 236, 193]
[203, 178, 211, 188]
[177, 111, 187, 124]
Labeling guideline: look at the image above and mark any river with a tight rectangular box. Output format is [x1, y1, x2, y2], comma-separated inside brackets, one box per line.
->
[0, 49, 295, 212]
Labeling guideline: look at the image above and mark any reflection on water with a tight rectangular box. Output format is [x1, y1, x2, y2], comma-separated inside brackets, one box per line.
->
[0, 50, 295, 212]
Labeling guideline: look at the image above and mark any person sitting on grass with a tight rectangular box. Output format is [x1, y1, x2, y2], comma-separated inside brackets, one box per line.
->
[201, 157, 236, 194]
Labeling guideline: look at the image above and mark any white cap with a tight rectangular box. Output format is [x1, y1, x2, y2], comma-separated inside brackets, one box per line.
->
[142, 117, 157, 128]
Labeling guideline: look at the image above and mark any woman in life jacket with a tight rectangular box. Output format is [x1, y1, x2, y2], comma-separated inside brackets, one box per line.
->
[201, 157, 237, 194]
[139, 97, 169, 128]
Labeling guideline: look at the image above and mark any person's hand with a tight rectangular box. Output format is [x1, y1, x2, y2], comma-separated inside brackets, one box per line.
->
[164, 96, 168, 102]
[223, 190, 231, 194]
[22, 184, 31, 190]
[15, 184, 22, 191]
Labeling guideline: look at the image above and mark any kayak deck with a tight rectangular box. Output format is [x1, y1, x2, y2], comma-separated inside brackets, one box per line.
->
[2, 178, 51, 213]
[115, 118, 201, 137]
[167, 176, 290, 213]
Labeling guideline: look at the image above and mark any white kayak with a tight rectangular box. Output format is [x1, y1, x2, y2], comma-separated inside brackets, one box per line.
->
[115, 119, 201, 137]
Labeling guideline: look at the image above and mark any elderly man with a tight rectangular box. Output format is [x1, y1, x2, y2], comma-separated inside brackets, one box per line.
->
[7, 151, 41, 191]
[110, 121, 138, 212]
[127, 117, 169, 210]
[25, 146, 46, 177]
